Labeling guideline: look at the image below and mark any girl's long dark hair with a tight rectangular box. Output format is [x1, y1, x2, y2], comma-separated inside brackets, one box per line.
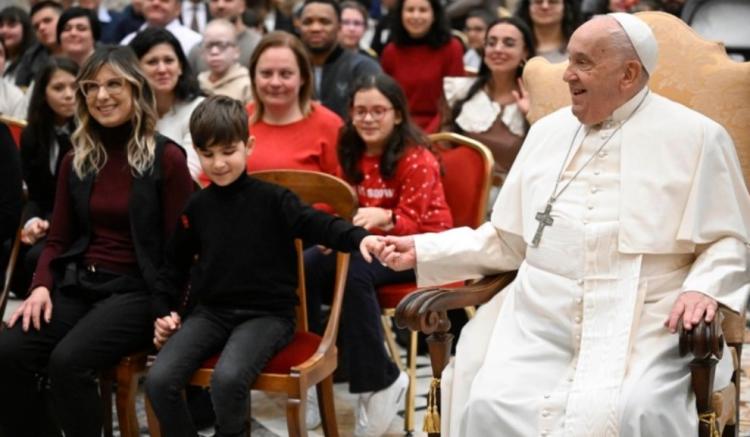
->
[450, 17, 535, 133]
[339, 73, 429, 184]
[0, 6, 35, 75]
[390, 0, 452, 49]
[22, 56, 79, 169]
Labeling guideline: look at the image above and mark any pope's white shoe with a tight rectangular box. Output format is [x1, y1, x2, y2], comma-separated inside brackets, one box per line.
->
[354, 371, 408, 437]
[306, 386, 322, 430]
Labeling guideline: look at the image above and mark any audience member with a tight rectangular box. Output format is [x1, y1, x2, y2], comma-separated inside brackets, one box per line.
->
[0, 6, 35, 83]
[305, 73, 452, 436]
[0, 123, 22, 246]
[188, 0, 261, 74]
[111, 0, 146, 42]
[145, 94, 380, 437]
[381, 0, 465, 133]
[338, 1, 371, 54]
[443, 17, 534, 192]
[121, 0, 203, 56]
[461, 8, 494, 72]
[181, 0, 210, 33]
[197, 19, 252, 103]
[78, 0, 125, 43]
[13, 1, 63, 88]
[57, 7, 99, 67]
[514, 0, 580, 62]
[298, 0, 381, 119]
[0, 40, 24, 118]
[130, 27, 205, 179]
[15, 57, 79, 299]
[244, 31, 342, 176]
[252, 0, 296, 33]
[0, 45, 193, 437]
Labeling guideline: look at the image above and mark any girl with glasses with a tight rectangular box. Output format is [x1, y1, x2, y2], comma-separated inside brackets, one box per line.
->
[0, 46, 193, 437]
[305, 73, 452, 436]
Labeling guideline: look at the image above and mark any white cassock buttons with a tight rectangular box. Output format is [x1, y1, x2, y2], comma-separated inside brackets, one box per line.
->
[576, 279, 584, 286]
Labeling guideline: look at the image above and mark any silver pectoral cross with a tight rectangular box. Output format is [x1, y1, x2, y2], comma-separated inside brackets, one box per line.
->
[531, 202, 554, 247]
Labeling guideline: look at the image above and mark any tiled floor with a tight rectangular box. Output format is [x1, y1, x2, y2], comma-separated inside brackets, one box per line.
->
[4, 298, 750, 436]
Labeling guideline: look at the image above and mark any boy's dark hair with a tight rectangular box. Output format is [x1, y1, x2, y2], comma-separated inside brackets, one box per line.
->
[30, 1, 63, 20]
[190, 95, 250, 151]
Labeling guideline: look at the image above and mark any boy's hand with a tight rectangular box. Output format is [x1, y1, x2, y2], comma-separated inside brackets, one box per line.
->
[359, 235, 385, 263]
[154, 312, 181, 350]
[377, 236, 417, 271]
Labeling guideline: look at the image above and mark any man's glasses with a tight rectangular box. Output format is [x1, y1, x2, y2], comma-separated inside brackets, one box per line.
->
[79, 77, 126, 98]
[352, 106, 394, 121]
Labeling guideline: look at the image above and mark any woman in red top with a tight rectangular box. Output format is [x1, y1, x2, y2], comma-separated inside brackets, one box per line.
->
[305, 73, 452, 436]
[246, 31, 342, 176]
[380, 0, 464, 133]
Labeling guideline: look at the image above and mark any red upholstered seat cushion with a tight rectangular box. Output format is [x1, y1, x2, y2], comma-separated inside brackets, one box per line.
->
[200, 331, 321, 374]
[377, 281, 465, 309]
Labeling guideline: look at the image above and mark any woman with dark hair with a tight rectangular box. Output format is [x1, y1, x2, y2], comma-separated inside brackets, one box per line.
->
[443, 17, 535, 193]
[380, 0, 465, 133]
[0, 46, 193, 437]
[130, 27, 204, 180]
[514, 0, 580, 62]
[0, 6, 35, 82]
[15, 57, 79, 297]
[57, 7, 100, 67]
[305, 73, 452, 436]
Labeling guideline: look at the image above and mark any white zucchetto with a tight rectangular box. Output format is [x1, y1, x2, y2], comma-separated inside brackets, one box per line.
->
[608, 12, 659, 75]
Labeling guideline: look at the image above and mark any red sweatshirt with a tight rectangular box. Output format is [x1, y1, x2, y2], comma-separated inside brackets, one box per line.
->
[355, 146, 452, 235]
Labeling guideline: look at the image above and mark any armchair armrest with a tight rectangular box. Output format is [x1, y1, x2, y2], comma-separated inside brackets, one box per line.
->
[394, 272, 517, 334]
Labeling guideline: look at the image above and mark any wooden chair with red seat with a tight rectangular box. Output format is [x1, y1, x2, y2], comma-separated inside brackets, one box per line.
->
[395, 11, 750, 437]
[0, 114, 27, 148]
[377, 132, 494, 433]
[143, 169, 357, 437]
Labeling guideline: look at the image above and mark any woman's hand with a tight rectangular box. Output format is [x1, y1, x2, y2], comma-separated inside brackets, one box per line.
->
[511, 77, 530, 116]
[7, 286, 52, 331]
[154, 312, 181, 350]
[21, 218, 50, 245]
[353, 207, 394, 232]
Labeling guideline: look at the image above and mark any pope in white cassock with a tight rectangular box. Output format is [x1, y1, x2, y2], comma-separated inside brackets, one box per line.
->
[376, 12, 750, 437]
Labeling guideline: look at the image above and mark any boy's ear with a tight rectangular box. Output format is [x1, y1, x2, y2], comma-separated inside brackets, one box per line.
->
[245, 136, 255, 156]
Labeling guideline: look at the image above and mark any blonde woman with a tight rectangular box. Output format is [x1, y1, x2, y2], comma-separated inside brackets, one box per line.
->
[0, 46, 193, 437]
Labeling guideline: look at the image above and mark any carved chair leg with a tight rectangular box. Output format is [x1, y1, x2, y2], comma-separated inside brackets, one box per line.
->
[115, 362, 142, 437]
[424, 331, 454, 437]
[317, 376, 339, 437]
[690, 358, 718, 437]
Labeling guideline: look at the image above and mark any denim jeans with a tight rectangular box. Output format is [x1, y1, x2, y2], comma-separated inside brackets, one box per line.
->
[145, 305, 294, 437]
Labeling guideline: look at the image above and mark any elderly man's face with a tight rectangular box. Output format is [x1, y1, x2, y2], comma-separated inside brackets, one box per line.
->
[563, 19, 629, 125]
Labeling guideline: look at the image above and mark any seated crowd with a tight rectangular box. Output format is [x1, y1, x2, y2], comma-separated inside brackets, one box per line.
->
[1, 0, 740, 437]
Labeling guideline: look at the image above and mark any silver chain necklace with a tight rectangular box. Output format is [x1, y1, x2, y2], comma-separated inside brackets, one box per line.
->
[531, 90, 650, 248]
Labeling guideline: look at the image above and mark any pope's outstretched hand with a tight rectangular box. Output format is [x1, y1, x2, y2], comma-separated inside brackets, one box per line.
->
[376, 236, 417, 271]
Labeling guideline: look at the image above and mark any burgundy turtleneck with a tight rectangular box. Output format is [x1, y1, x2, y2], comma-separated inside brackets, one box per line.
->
[31, 123, 192, 291]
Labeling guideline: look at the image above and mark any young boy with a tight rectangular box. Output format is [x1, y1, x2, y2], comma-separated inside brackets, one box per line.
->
[197, 19, 253, 103]
[145, 95, 381, 437]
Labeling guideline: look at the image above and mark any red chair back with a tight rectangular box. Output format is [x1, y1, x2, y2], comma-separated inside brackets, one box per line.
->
[0, 115, 27, 148]
[430, 133, 494, 229]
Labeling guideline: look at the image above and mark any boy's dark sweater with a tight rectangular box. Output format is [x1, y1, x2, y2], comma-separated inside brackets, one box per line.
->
[153, 172, 368, 319]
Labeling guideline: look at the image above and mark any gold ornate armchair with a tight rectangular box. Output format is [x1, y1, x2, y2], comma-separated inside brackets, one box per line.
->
[396, 11, 750, 437]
